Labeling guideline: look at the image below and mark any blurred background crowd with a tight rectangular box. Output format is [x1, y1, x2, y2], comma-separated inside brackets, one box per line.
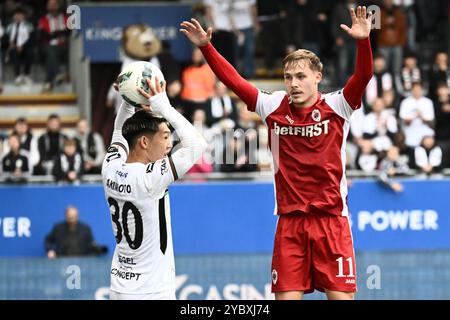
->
[0, 0, 448, 188]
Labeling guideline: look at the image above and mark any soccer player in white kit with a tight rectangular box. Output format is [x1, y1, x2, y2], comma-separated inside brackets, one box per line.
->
[102, 78, 207, 300]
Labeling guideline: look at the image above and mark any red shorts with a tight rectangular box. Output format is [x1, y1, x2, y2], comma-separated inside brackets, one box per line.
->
[271, 213, 357, 294]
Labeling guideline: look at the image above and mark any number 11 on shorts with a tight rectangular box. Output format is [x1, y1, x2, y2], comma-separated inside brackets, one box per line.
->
[336, 257, 354, 278]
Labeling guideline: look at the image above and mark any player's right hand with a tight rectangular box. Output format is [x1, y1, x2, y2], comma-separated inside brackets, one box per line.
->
[137, 76, 166, 106]
[180, 18, 212, 47]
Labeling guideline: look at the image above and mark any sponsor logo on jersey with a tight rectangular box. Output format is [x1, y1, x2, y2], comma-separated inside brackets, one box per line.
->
[160, 159, 168, 175]
[312, 109, 321, 122]
[111, 268, 141, 281]
[273, 119, 330, 137]
[115, 170, 128, 179]
[106, 179, 132, 193]
[285, 114, 294, 124]
[272, 269, 278, 285]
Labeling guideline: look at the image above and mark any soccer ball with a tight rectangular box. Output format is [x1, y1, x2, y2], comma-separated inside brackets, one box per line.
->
[117, 61, 165, 107]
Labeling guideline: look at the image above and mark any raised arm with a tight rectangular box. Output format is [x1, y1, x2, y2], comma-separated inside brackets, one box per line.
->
[138, 78, 207, 181]
[180, 18, 259, 111]
[340, 6, 374, 109]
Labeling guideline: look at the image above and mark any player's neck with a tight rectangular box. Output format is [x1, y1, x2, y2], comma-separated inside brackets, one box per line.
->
[126, 151, 150, 164]
[292, 91, 319, 109]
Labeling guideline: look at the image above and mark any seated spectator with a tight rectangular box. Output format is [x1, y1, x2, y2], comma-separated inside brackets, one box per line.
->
[362, 98, 398, 152]
[11, 117, 39, 168]
[73, 118, 105, 174]
[45, 205, 106, 258]
[434, 84, 450, 144]
[355, 139, 379, 173]
[187, 109, 214, 175]
[378, 146, 410, 192]
[1, 133, 30, 183]
[399, 82, 435, 147]
[180, 47, 216, 120]
[396, 53, 423, 98]
[36, 114, 67, 175]
[52, 138, 83, 183]
[6, 6, 33, 85]
[220, 130, 257, 173]
[377, 0, 407, 75]
[393, 131, 416, 170]
[0, 18, 4, 93]
[38, 0, 70, 92]
[365, 54, 394, 106]
[428, 52, 449, 102]
[414, 135, 443, 175]
[207, 81, 239, 127]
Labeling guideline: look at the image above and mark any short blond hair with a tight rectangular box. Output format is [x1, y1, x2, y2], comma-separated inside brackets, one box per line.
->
[283, 49, 323, 72]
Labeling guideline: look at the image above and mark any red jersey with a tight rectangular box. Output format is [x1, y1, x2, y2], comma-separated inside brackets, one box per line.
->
[200, 39, 373, 217]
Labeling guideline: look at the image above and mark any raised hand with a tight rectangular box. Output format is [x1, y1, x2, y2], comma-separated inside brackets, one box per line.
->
[340, 6, 372, 40]
[180, 18, 212, 47]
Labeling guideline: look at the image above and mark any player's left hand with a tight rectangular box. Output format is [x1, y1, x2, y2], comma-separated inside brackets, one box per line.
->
[340, 6, 372, 40]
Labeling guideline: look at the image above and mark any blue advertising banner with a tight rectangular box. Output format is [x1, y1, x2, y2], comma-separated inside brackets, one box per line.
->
[0, 179, 449, 257]
[78, 3, 192, 62]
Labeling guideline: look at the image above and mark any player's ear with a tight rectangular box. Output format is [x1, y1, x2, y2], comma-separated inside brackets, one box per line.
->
[315, 71, 322, 84]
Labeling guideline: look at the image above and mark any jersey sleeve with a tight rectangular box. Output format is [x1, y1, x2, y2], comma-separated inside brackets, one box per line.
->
[142, 156, 177, 199]
[102, 143, 128, 174]
[255, 90, 287, 121]
[324, 90, 355, 121]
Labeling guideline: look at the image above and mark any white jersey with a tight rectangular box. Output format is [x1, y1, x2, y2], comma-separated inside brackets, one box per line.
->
[102, 137, 178, 295]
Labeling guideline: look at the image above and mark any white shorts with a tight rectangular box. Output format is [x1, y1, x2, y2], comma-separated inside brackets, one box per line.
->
[109, 289, 176, 300]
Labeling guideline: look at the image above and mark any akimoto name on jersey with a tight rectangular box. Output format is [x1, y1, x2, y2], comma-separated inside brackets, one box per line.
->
[106, 179, 132, 194]
[273, 119, 330, 137]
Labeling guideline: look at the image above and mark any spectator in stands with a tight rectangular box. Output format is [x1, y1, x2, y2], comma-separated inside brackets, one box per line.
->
[365, 53, 394, 107]
[378, 145, 409, 192]
[180, 47, 216, 120]
[331, 0, 356, 87]
[433, 84, 450, 167]
[207, 81, 238, 127]
[414, 135, 443, 175]
[256, 0, 285, 77]
[377, 0, 407, 74]
[204, 0, 238, 69]
[11, 117, 39, 168]
[38, 0, 69, 92]
[362, 98, 398, 153]
[1, 133, 30, 183]
[187, 108, 214, 175]
[0, 18, 4, 93]
[230, 0, 258, 78]
[73, 118, 105, 175]
[396, 53, 423, 98]
[6, 6, 33, 86]
[428, 52, 449, 102]
[36, 113, 67, 175]
[355, 139, 379, 173]
[284, 0, 322, 56]
[220, 130, 257, 173]
[52, 138, 83, 183]
[45, 205, 105, 258]
[393, 131, 416, 169]
[399, 82, 435, 148]
[255, 123, 272, 172]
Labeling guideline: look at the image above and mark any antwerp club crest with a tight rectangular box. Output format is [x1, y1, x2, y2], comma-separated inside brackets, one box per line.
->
[272, 269, 278, 285]
[312, 109, 321, 122]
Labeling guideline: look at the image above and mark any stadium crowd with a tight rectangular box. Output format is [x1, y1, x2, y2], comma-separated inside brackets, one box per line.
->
[0, 0, 448, 185]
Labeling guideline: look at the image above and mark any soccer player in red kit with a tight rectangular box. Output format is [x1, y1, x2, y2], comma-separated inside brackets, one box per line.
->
[181, 6, 373, 300]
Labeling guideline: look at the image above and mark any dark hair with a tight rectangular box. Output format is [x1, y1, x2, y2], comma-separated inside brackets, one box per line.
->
[14, 6, 26, 15]
[48, 113, 60, 120]
[15, 117, 27, 124]
[122, 110, 168, 149]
